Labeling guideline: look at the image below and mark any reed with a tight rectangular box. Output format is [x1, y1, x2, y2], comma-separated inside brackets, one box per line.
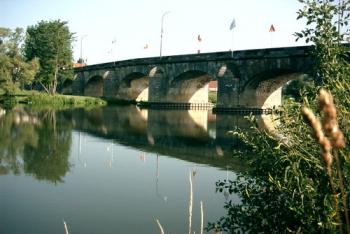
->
[63, 220, 69, 234]
[301, 88, 349, 233]
[188, 171, 193, 234]
[200, 201, 204, 234]
[156, 219, 165, 234]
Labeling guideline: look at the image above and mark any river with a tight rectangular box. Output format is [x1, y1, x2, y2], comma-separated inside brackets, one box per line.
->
[0, 105, 270, 234]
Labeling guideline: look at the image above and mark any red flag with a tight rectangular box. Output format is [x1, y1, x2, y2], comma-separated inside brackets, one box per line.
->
[269, 24, 276, 32]
[197, 34, 202, 42]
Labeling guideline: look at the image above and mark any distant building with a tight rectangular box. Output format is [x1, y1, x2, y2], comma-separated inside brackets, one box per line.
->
[74, 58, 87, 68]
[209, 81, 217, 91]
[74, 62, 86, 68]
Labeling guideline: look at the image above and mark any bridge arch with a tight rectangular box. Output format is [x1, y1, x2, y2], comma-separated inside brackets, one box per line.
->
[167, 70, 213, 103]
[116, 72, 149, 102]
[240, 69, 309, 109]
[61, 79, 73, 95]
[85, 75, 104, 97]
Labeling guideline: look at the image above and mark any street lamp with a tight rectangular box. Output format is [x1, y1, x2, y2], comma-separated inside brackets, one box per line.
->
[159, 11, 171, 58]
[79, 34, 87, 64]
[229, 18, 236, 57]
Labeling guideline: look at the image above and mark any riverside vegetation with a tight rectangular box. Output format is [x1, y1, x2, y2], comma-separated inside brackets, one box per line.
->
[207, 0, 350, 233]
[0, 90, 106, 110]
[0, 20, 106, 109]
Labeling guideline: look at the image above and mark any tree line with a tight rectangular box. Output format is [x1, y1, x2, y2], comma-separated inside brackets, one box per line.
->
[0, 20, 74, 95]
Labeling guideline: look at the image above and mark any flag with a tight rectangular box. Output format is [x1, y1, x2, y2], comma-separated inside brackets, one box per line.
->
[229, 18, 236, 30]
[269, 24, 276, 32]
[143, 44, 149, 49]
[197, 34, 202, 42]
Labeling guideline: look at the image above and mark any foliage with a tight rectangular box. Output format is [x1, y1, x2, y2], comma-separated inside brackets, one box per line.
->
[0, 27, 39, 94]
[208, 0, 350, 233]
[0, 89, 106, 110]
[207, 110, 334, 233]
[282, 74, 315, 101]
[209, 91, 217, 103]
[294, 0, 350, 106]
[25, 92, 107, 108]
[24, 20, 74, 94]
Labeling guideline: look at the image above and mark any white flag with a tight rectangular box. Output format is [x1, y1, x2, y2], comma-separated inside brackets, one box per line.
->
[230, 18, 236, 30]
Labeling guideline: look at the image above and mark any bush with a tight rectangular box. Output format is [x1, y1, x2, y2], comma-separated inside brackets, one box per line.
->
[207, 0, 350, 233]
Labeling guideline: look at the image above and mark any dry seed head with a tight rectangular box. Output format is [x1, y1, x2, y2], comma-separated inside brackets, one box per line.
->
[320, 136, 333, 167]
[301, 106, 334, 167]
[314, 121, 324, 139]
[333, 131, 345, 148]
[318, 88, 332, 109]
[320, 137, 332, 152]
[301, 107, 324, 142]
[318, 89, 345, 149]
[322, 151, 333, 168]
[323, 120, 337, 132]
[301, 107, 316, 124]
[324, 105, 337, 120]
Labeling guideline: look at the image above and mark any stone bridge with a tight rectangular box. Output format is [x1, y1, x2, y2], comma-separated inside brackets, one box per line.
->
[70, 46, 314, 109]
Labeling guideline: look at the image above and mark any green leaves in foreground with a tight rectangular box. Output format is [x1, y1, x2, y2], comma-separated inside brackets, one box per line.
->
[207, 106, 343, 233]
[208, 0, 350, 232]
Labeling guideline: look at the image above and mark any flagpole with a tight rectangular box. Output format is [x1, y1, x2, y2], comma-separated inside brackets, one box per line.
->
[269, 24, 275, 47]
[231, 29, 234, 57]
[112, 37, 117, 61]
[197, 35, 202, 54]
[160, 11, 170, 58]
[79, 34, 87, 64]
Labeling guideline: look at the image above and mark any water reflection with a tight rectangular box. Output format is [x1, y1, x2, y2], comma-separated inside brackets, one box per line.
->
[70, 106, 258, 170]
[0, 105, 272, 233]
[0, 105, 275, 181]
[0, 108, 71, 183]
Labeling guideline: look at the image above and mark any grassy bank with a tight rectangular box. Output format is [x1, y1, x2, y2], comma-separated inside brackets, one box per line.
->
[0, 90, 107, 109]
[208, 91, 217, 103]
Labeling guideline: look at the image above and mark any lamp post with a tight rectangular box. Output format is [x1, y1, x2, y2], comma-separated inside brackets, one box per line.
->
[80, 34, 87, 64]
[159, 11, 170, 58]
[229, 18, 236, 57]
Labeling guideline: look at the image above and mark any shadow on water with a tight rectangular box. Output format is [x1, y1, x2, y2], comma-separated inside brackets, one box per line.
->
[0, 105, 276, 181]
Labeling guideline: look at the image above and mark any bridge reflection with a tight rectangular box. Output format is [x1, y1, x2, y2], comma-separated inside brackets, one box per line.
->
[62, 105, 273, 170]
[0, 105, 278, 184]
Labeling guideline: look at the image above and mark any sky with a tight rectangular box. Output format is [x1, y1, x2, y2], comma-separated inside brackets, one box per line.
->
[1, 0, 308, 65]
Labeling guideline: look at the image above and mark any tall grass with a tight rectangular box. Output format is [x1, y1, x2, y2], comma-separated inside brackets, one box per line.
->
[0, 90, 106, 109]
[302, 89, 349, 233]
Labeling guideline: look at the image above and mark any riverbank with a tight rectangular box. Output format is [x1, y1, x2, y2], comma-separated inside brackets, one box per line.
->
[0, 90, 107, 109]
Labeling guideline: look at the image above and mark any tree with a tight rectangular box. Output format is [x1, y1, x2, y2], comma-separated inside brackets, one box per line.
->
[295, 0, 350, 106]
[0, 27, 39, 94]
[24, 20, 74, 94]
